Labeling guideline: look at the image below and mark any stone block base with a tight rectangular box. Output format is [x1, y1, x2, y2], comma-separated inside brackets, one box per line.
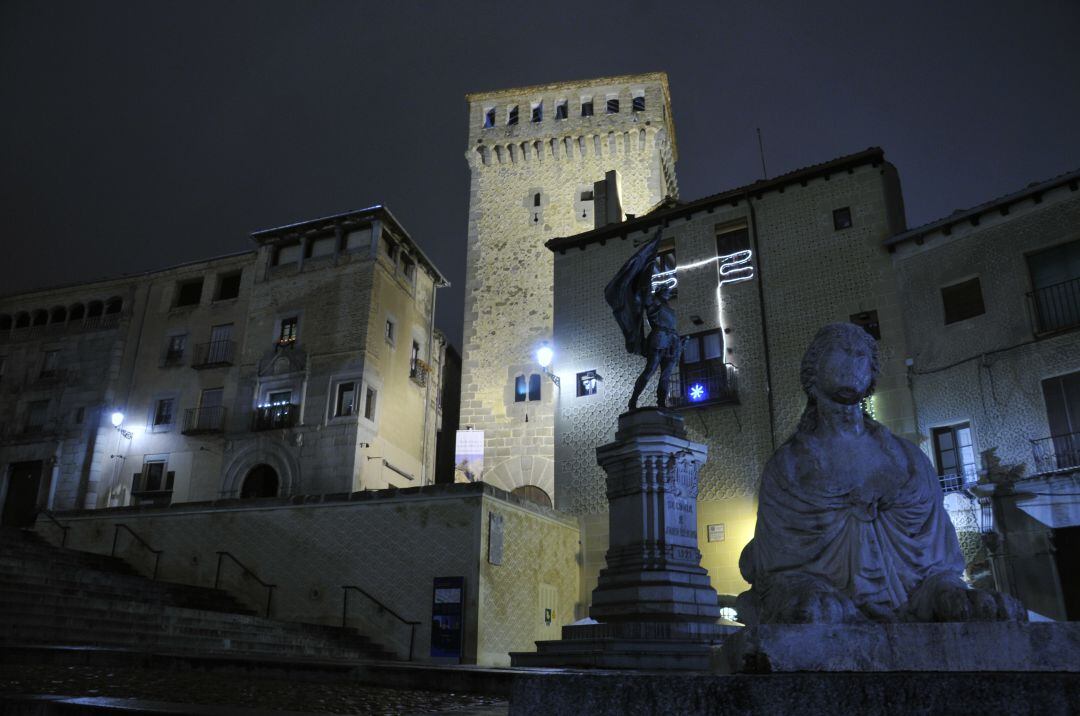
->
[509, 621, 738, 671]
[509, 671, 1080, 716]
[716, 622, 1080, 673]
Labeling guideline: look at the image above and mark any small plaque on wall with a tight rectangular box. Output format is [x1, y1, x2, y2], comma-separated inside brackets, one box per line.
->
[488, 512, 504, 565]
[707, 523, 725, 543]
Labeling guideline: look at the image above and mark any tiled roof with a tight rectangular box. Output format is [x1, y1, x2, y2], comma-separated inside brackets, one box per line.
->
[546, 147, 886, 252]
[250, 204, 449, 286]
[886, 168, 1080, 248]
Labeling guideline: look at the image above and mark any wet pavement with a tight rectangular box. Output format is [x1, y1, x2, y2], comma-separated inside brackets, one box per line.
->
[0, 664, 509, 715]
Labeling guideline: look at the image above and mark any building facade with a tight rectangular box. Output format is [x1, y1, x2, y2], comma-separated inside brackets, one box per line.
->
[458, 73, 678, 504]
[0, 205, 448, 524]
[888, 170, 1080, 620]
[547, 148, 912, 610]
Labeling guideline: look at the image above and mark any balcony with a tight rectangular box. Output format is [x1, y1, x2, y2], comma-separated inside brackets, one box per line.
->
[668, 361, 739, 410]
[182, 406, 225, 435]
[1031, 431, 1080, 474]
[939, 464, 978, 494]
[253, 403, 299, 431]
[192, 340, 235, 369]
[1028, 276, 1080, 335]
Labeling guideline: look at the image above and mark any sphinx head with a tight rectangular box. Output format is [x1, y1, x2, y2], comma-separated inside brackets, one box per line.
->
[800, 323, 880, 406]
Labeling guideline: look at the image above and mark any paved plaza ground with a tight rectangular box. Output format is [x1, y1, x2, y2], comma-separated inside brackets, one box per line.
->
[0, 664, 509, 715]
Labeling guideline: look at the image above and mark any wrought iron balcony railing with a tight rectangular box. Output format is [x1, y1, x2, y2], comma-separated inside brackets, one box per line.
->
[667, 361, 739, 409]
[192, 340, 235, 368]
[409, 366, 427, 387]
[938, 465, 978, 494]
[182, 406, 225, 434]
[1028, 276, 1080, 335]
[253, 403, 299, 431]
[1031, 431, 1080, 474]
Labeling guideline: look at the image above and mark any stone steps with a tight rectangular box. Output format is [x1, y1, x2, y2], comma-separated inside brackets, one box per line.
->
[0, 528, 398, 662]
[0, 573, 256, 614]
[513, 634, 717, 670]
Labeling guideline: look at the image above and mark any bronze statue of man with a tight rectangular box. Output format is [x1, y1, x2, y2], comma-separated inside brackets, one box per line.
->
[605, 231, 684, 410]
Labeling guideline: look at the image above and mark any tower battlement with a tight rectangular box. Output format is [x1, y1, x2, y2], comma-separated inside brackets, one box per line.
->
[457, 72, 678, 505]
[465, 72, 677, 164]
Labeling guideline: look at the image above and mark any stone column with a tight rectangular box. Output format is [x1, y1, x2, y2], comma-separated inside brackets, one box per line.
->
[590, 408, 720, 629]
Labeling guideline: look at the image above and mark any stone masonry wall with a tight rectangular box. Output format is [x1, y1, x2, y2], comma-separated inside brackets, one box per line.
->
[36, 484, 579, 665]
[459, 73, 676, 505]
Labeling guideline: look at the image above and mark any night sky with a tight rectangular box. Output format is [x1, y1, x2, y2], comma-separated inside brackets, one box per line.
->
[3, 1, 1079, 349]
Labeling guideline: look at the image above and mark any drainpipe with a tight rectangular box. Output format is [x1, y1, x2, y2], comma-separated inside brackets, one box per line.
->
[420, 279, 439, 485]
[744, 190, 777, 452]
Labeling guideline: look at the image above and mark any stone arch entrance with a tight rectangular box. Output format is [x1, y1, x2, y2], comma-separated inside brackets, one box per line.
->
[511, 484, 552, 508]
[241, 464, 279, 498]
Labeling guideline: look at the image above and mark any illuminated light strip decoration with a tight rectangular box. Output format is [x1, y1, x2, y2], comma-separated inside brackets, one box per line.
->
[650, 250, 755, 291]
[648, 250, 756, 337]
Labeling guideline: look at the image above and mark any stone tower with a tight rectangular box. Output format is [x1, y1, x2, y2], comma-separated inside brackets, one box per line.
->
[459, 73, 678, 503]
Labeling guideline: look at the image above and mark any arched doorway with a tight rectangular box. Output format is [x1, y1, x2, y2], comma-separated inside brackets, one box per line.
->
[511, 484, 552, 509]
[241, 464, 279, 498]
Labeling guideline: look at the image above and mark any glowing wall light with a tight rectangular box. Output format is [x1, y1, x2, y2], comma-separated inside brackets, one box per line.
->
[688, 383, 707, 402]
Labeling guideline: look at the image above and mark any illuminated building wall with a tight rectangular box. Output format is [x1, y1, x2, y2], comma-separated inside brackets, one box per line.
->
[890, 172, 1080, 620]
[549, 148, 911, 612]
[458, 73, 677, 506]
[0, 205, 449, 515]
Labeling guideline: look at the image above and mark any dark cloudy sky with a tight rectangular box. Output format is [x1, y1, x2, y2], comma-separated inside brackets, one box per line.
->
[3, 1, 1079, 348]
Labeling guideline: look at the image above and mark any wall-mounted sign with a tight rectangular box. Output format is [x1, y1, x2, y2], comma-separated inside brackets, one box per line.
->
[488, 512, 504, 565]
[454, 430, 484, 483]
[707, 523, 726, 543]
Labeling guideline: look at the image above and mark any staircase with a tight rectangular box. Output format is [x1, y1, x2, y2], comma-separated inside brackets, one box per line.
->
[0, 528, 397, 661]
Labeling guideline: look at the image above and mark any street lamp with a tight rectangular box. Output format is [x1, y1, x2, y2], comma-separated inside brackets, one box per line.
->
[111, 411, 132, 439]
[536, 342, 559, 387]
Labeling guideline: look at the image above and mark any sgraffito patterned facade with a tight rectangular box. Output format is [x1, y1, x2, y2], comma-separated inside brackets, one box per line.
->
[549, 150, 912, 605]
[890, 173, 1080, 620]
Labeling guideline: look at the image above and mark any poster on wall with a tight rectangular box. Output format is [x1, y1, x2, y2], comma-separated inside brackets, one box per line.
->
[430, 576, 466, 662]
[454, 430, 484, 483]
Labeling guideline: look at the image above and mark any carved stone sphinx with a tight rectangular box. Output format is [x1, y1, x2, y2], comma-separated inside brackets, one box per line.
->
[736, 323, 1025, 624]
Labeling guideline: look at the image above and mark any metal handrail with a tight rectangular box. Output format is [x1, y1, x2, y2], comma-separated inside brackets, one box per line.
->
[1031, 431, 1080, 474]
[342, 584, 420, 661]
[36, 509, 69, 547]
[111, 523, 163, 580]
[1027, 275, 1080, 335]
[215, 551, 276, 618]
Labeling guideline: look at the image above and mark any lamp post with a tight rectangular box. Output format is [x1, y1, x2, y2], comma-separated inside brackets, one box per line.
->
[536, 341, 560, 387]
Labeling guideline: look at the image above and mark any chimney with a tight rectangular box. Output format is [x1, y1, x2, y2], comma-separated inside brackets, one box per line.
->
[593, 170, 625, 229]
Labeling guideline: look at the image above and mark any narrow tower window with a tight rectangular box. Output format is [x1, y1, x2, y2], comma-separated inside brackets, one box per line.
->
[581, 98, 594, 117]
[531, 102, 542, 123]
[507, 105, 519, 126]
[632, 93, 645, 112]
[555, 100, 568, 120]
[483, 107, 496, 128]
[606, 95, 620, 114]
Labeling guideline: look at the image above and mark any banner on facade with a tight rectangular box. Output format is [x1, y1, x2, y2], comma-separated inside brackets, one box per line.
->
[454, 430, 484, 483]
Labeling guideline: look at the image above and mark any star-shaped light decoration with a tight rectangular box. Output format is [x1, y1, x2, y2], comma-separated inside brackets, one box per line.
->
[689, 383, 706, 401]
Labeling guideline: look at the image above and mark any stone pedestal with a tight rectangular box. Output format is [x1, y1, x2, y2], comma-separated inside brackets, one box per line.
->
[715, 621, 1080, 674]
[589, 409, 720, 624]
[511, 409, 727, 670]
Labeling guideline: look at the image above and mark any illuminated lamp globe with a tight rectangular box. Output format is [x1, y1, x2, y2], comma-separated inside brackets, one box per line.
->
[110, 411, 124, 428]
[536, 343, 554, 369]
